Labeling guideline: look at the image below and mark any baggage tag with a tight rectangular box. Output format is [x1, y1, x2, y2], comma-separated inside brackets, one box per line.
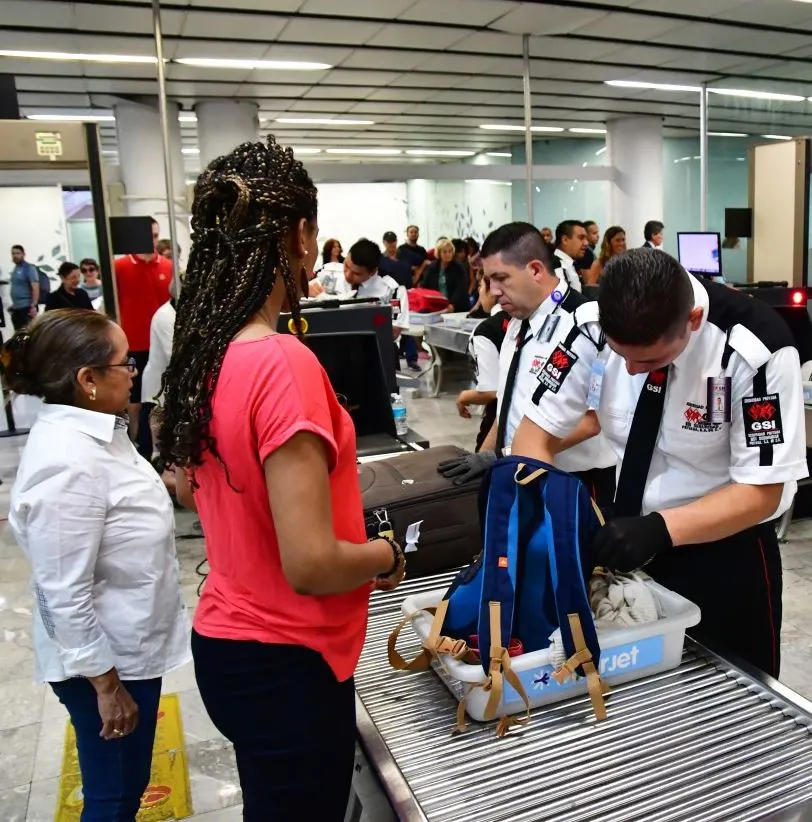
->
[587, 358, 606, 410]
[537, 314, 560, 344]
[707, 376, 732, 423]
[404, 521, 423, 553]
[321, 273, 337, 295]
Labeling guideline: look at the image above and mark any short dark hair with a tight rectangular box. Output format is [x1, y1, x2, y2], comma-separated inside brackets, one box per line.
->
[481, 222, 552, 269]
[599, 249, 694, 346]
[382, 231, 397, 243]
[584, 220, 598, 231]
[4, 310, 116, 403]
[57, 262, 79, 279]
[349, 238, 381, 272]
[79, 258, 98, 269]
[12, 244, 24, 254]
[555, 220, 586, 246]
[406, 224, 419, 232]
[644, 220, 665, 241]
[452, 238, 467, 256]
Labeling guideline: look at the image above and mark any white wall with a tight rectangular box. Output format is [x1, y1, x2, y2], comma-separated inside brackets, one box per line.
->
[315, 182, 408, 251]
[0, 185, 69, 337]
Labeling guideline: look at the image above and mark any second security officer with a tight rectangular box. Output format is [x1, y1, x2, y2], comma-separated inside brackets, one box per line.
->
[439, 222, 617, 508]
[513, 248, 807, 676]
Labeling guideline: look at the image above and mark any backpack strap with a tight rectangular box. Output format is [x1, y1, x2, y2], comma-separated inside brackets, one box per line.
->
[552, 613, 609, 721]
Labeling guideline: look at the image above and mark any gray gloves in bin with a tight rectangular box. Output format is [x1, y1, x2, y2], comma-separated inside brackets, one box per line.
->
[437, 450, 497, 486]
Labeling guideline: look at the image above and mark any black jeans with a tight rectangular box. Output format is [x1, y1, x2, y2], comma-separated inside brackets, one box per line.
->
[647, 523, 782, 677]
[192, 632, 356, 821]
[10, 307, 31, 331]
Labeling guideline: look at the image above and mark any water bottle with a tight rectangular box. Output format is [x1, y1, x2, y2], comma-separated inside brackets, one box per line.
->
[391, 393, 409, 436]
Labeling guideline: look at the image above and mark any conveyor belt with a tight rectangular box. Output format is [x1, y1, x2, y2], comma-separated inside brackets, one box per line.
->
[356, 573, 812, 822]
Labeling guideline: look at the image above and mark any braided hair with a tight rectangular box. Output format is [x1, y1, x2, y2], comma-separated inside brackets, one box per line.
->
[157, 136, 317, 470]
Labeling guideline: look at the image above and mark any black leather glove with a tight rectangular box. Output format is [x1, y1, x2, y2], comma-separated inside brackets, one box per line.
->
[437, 450, 497, 486]
[590, 513, 673, 573]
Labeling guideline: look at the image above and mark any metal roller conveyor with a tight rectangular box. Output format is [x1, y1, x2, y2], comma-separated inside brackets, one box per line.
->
[355, 573, 812, 822]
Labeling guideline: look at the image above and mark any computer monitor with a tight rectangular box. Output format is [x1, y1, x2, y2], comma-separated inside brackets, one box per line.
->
[677, 232, 723, 279]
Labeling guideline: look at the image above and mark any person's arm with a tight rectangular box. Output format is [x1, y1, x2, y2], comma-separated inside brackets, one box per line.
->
[264, 432, 396, 596]
[141, 307, 173, 406]
[413, 259, 428, 286]
[174, 467, 197, 511]
[29, 267, 40, 312]
[511, 417, 564, 462]
[559, 410, 601, 451]
[459, 334, 499, 416]
[582, 260, 602, 286]
[456, 388, 496, 417]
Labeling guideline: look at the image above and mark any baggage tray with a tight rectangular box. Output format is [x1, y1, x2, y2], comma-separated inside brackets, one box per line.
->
[401, 581, 701, 722]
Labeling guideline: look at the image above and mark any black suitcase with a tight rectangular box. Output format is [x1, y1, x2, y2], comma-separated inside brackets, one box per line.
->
[359, 445, 482, 579]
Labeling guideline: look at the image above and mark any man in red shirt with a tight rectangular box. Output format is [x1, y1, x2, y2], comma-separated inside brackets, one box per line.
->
[114, 217, 173, 437]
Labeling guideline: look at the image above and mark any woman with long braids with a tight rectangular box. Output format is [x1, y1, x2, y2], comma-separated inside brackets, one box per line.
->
[158, 138, 406, 820]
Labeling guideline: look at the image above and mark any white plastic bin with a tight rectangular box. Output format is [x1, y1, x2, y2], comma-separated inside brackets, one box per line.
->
[400, 581, 701, 722]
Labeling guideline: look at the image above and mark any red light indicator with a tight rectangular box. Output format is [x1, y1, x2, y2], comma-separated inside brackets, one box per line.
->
[791, 290, 806, 306]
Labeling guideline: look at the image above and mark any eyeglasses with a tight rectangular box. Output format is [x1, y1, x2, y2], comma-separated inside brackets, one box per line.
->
[80, 266, 97, 273]
[95, 356, 137, 374]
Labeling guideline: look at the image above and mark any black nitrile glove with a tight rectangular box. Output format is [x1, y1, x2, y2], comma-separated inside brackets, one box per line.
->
[590, 512, 673, 573]
[437, 450, 497, 486]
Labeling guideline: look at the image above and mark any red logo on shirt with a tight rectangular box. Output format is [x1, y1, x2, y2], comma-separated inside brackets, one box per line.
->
[502, 318, 510, 333]
[684, 407, 703, 424]
[649, 369, 667, 386]
[550, 350, 570, 370]
[748, 402, 776, 421]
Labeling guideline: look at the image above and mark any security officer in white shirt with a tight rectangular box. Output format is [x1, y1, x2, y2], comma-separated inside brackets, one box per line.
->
[315, 239, 409, 337]
[439, 223, 616, 508]
[513, 248, 807, 676]
[553, 220, 590, 293]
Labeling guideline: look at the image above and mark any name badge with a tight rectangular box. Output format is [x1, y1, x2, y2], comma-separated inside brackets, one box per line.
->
[538, 314, 560, 344]
[587, 359, 606, 410]
[707, 376, 732, 423]
[321, 273, 337, 295]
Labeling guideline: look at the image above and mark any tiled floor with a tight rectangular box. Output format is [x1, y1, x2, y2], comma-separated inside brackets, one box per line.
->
[1, 371, 812, 820]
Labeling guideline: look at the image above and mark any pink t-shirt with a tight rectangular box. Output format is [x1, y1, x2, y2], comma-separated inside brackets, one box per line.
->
[192, 333, 369, 682]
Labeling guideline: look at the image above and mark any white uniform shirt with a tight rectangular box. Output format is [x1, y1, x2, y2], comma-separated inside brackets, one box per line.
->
[554, 249, 582, 293]
[469, 304, 504, 392]
[10, 404, 191, 683]
[316, 265, 410, 330]
[141, 300, 176, 404]
[497, 282, 616, 472]
[524, 274, 808, 517]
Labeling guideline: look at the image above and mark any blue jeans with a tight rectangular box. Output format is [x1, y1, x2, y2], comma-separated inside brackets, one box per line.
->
[401, 335, 418, 364]
[51, 677, 162, 822]
[192, 631, 356, 822]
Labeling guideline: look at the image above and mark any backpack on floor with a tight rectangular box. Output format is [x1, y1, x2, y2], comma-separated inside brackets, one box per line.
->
[390, 456, 608, 733]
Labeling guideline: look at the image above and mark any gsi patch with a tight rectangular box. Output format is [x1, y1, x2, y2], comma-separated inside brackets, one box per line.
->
[536, 343, 578, 395]
[742, 394, 784, 448]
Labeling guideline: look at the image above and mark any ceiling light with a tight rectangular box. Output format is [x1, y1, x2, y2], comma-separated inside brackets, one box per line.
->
[605, 80, 701, 93]
[569, 127, 607, 134]
[325, 148, 402, 156]
[708, 132, 748, 137]
[289, 147, 322, 155]
[276, 117, 374, 126]
[176, 58, 330, 71]
[479, 124, 564, 133]
[178, 114, 197, 123]
[762, 134, 792, 140]
[181, 147, 200, 155]
[26, 113, 115, 122]
[464, 179, 512, 186]
[486, 152, 512, 157]
[709, 88, 805, 102]
[595, 146, 607, 156]
[0, 49, 156, 64]
[406, 149, 475, 157]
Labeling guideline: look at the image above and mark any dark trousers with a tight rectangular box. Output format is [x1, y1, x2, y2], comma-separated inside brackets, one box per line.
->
[50, 677, 162, 822]
[475, 400, 497, 452]
[401, 335, 418, 365]
[575, 465, 617, 513]
[192, 631, 356, 822]
[647, 523, 782, 677]
[10, 307, 31, 331]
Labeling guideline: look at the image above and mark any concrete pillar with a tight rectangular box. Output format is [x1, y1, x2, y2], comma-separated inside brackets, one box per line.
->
[114, 99, 189, 263]
[607, 116, 664, 245]
[195, 101, 259, 166]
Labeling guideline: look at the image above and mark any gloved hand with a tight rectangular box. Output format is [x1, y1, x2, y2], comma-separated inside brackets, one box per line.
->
[590, 513, 673, 573]
[437, 450, 497, 486]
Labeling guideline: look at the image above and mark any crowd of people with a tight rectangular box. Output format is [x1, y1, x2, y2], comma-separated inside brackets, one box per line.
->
[2, 134, 803, 822]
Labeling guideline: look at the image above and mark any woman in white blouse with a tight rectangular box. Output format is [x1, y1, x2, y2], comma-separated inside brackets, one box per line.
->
[7, 309, 190, 822]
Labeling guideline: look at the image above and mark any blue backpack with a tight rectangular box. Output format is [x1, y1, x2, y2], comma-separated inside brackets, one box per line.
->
[390, 456, 608, 733]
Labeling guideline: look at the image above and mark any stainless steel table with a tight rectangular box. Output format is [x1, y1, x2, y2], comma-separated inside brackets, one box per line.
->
[402, 324, 473, 397]
[356, 573, 812, 822]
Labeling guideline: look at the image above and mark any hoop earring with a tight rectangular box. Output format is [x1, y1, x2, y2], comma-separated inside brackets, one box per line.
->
[89, 387, 97, 402]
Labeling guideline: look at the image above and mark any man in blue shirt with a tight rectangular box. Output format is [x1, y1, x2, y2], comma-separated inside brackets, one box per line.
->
[9, 245, 40, 330]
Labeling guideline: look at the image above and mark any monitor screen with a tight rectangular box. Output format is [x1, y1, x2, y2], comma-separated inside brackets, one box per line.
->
[677, 232, 722, 278]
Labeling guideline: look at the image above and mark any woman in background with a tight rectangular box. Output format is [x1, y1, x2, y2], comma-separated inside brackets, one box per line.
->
[80, 258, 103, 301]
[158, 138, 405, 821]
[8, 310, 190, 821]
[314, 238, 343, 273]
[421, 238, 470, 313]
[596, 226, 627, 279]
[45, 262, 94, 312]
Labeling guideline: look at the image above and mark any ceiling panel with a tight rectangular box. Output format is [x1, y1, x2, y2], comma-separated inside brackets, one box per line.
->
[493, 6, 609, 36]
[397, 0, 519, 27]
[277, 18, 384, 46]
[369, 24, 469, 51]
[339, 50, 426, 71]
[180, 12, 288, 41]
[713, 0, 812, 28]
[299, 0, 415, 16]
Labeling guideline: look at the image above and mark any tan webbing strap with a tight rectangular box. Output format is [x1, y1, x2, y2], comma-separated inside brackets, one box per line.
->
[551, 648, 593, 684]
[591, 498, 606, 526]
[515, 464, 548, 486]
[565, 612, 608, 721]
[483, 601, 505, 721]
[387, 608, 435, 672]
[496, 654, 532, 737]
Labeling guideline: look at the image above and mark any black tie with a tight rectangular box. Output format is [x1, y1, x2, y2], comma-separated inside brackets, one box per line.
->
[496, 319, 531, 452]
[613, 366, 670, 517]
